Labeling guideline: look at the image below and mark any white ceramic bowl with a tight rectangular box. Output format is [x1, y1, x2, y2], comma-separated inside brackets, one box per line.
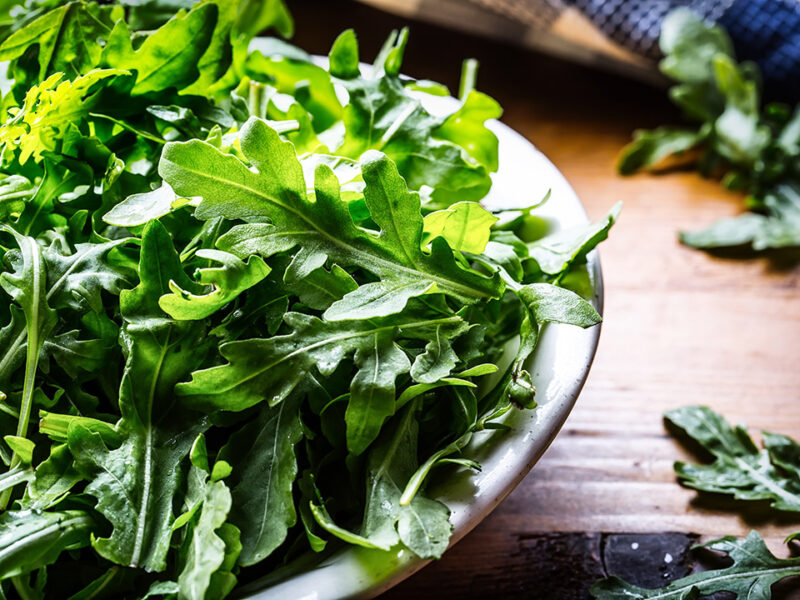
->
[237, 73, 604, 600]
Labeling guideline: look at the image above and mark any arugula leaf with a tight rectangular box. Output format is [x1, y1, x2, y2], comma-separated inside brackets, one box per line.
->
[528, 203, 621, 276]
[397, 494, 452, 559]
[312, 401, 452, 558]
[0, 70, 126, 164]
[40, 329, 110, 375]
[0, 226, 57, 506]
[245, 45, 340, 133]
[287, 264, 357, 311]
[423, 201, 498, 254]
[665, 405, 800, 512]
[0, 236, 129, 399]
[346, 328, 411, 455]
[0, 175, 35, 219]
[331, 31, 494, 202]
[21, 444, 82, 510]
[177, 0, 237, 98]
[101, 4, 216, 96]
[518, 284, 602, 328]
[69, 221, 209, 571]
[234, 0, 293, 39]
[618, 8, 800, 251]
[0, 510, 95, 580]
[176, 436, 239, 600]
[617, 128, 702, 175]
[591, 531, 800, 599]
[436, 92, 500, 168]
[219, 397, 302, 565]
[177, 310, 467, 453]
[159, 249, 270, 320]
[42, 238, 132, 312]
[103, 183, 181, 227]
[408, 320, 471, 384]
[0, 2, 117, 80]
[328, 29, 360, 80]
[161, 117, 503, 308]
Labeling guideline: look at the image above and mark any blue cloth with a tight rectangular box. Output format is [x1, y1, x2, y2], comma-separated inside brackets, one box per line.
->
[719, 0, 800, 100]
[567, 0, 800, 100]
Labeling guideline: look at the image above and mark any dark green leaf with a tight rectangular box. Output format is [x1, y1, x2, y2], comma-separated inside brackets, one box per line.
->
[591, 531, 800, 599]
[68, 221, 208, 571]
[517, 283, 601, 328]
[0, 510, 95, 580]
[665, 405, 800, 512]
[219, 397, 302, 565]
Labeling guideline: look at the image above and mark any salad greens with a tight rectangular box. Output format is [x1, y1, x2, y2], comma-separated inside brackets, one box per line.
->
[592, 406, 800, 599]
[666, 405, 800, 513]
[0, 0, 612, 597]
[592, 531, 800, 600]
[619, 9, 800, 252]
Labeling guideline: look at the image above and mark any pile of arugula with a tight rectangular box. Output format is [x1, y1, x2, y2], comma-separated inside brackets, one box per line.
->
[592, 406, 800, 599]
[0, 0, 613, 597]
[619, 9, 800, 252]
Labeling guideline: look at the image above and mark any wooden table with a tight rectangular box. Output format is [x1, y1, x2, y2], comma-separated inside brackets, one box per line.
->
[293, 3, 800, 597]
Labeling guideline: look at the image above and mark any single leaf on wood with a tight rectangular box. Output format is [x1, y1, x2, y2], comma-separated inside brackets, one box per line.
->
[591, 530, 800, 600]
[617, 127, 702, 174]
[665, 405, 800, 512]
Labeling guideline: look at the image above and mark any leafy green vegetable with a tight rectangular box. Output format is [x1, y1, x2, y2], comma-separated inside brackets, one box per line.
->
[311, 400, 452, 558]
[0, 0, 611, 596]
[665, 405, 800, 513]
[161, 120, 503, 308]
[0, 227, 56, 508]
[219, 398, 301, 566]
[0, 510, 95, 580]
[618, 9, 800, 251]
[176, 435, 240, 600]
[68, 221, 209, 571]
[593, 407, 800, 599]
[102, 5, 216, 96]
[592, 531, 800, 599]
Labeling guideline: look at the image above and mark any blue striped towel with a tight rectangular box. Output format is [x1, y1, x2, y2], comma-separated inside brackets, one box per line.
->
[360, 0, 800, 99]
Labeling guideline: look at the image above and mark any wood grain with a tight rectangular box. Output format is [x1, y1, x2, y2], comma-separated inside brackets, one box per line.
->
[291, 2, 800, 597]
